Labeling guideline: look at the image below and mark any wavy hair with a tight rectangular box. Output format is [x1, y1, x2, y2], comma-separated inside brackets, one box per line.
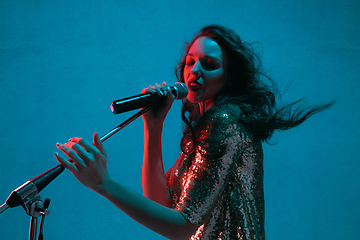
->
[175, 24, 333, 154]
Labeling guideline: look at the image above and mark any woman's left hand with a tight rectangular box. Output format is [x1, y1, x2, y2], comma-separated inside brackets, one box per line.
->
[54, 132, 110, 193]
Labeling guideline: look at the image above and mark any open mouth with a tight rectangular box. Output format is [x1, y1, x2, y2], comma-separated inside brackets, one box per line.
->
[188, 81, 202, 91]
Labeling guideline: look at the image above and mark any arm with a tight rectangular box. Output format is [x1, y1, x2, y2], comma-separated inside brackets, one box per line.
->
[141, 83, 173, 206]
[55, 133, 198, 240]
[142, 122, 172, 207]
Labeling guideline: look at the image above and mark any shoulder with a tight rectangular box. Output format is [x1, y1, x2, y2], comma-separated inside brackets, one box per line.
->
[197, 103, 243, 139]
[203, 103, 256, 141]
[209, 103, 242, 122]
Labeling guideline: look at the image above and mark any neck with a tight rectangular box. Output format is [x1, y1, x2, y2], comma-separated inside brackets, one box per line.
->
[198, 100, 214, 115]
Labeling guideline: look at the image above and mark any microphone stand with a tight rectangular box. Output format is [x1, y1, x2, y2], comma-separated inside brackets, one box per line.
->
[0, 106, 152, 240]
[100, 106, 151, 142]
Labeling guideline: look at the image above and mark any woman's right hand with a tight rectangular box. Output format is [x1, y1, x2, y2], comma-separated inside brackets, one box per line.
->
[141, 82, 175, 129]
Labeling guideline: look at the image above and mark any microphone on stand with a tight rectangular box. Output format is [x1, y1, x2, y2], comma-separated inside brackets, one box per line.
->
[0, 164, 64, 214]
[110, 82, 188, 114]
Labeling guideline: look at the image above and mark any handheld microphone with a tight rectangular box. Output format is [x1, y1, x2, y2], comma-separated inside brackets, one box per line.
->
[0, 164, 64, 214]
[110, 82, 188, 114]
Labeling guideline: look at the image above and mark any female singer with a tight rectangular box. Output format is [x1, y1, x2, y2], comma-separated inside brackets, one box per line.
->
[55, 24, 332, 239]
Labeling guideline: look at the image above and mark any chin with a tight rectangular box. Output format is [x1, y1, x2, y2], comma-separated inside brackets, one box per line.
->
[186, 98, 197, 104]
[186, 95, 202, 104]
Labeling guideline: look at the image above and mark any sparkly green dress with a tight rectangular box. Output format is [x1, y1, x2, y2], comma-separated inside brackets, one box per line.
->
[165, 103, 265, 239]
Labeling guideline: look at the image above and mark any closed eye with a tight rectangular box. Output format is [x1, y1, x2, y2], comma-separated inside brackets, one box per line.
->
[185, 55, 195, 66]
[186, 60, 195, 66]
[200, 58, 221, 70]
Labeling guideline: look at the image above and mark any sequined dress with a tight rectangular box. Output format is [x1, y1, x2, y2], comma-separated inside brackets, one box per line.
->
[165, 104, 265, 240]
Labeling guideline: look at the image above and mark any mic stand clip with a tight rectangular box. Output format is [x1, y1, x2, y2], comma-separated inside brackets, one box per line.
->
[23, 193, 51, 240]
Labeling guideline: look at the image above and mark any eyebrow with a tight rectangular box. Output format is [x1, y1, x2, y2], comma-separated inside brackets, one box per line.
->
[186, 53, 222, 63]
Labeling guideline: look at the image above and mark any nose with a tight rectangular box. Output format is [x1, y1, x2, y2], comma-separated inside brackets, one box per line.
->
[190, 61, 201, 79]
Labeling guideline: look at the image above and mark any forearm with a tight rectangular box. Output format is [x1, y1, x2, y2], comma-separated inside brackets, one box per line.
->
[55, 132, 197, 239]
[142, 124, 171, 207]
[97, 176, 197, 240]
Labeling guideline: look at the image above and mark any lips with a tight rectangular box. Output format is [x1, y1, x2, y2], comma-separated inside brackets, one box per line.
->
[188, 80, 202, 91]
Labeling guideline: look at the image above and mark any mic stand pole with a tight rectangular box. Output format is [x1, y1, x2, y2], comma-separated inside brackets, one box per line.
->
[100, 106, 152, 142]
[0, 203, 9, 213]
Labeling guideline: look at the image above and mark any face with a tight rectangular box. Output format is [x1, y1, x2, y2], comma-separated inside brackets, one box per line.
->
[183, 37, 227, 108]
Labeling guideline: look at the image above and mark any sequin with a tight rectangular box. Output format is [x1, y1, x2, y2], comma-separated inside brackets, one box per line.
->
[165, 104, 265, 239]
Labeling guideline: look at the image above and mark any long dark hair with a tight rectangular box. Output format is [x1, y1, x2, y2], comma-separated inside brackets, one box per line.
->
[176, 24, 333, 154]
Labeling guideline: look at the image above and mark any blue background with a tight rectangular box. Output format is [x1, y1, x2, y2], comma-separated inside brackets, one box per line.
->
[0, 0, 359, 239]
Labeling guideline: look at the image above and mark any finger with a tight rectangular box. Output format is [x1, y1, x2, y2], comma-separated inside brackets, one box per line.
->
[68, 137, 99, 153]
[56, 143, 86, 169]
[64, 141, 92, 160]
[167, 90, 175, 100]
[157, 83, 169, 96]
[142, 85, 161, 97]
[162, 82, 175, 99]
[145, 83, 167, 96]
[142, 86, 152, 94]
[93, 132, 107, 158]
[54, 152, 78, 172]
[148, 87, 158, 94]
[154, 83, 167, 96]
[69, 137, 103, 162]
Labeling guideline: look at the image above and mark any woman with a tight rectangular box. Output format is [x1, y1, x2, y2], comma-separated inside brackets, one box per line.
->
[55, 25, 332, 239]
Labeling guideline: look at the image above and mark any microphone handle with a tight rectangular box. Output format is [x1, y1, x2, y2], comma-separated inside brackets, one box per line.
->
[110, 84, 181, 114]
[110, 93, 165, 114]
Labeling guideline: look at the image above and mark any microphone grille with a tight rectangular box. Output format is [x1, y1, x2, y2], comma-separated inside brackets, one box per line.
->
[172, 82, 188, 100]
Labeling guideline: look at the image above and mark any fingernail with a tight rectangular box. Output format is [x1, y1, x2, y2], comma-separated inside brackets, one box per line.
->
[68, 138, 73, 142]
[56, 143, 61, 147]
[54, 152, 59, 157]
